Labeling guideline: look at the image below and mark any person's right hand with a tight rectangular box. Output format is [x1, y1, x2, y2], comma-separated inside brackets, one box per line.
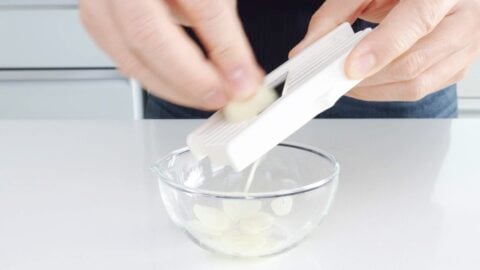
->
[79, 0, 263, 110]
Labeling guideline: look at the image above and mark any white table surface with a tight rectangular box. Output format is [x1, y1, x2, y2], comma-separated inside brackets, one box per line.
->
[1, 120, 479, 270]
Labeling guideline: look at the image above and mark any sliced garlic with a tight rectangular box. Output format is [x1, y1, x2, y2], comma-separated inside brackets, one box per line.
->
[222, 86, 278, 123]
[220, 229, 267, 253]
[193, 204, 231, 232]
[186, 220, 223, 236]
[270, 196, 293, 216]
[238, 212, 275, 235]
[222, 199, 262, 222]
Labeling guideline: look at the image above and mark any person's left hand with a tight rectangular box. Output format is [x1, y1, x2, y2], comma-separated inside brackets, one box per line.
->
[290, 0, 480, 102]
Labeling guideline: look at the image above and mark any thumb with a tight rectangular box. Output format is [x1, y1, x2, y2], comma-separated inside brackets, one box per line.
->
[289, 0, 370, 57]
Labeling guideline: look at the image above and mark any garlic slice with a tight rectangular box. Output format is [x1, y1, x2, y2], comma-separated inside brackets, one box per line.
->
[271, 196, 293, 216]
[193, 204, 231, 232]
[187, 220, 224, 236]
[222, 86, 278, 122]
[238, 212, 275, 235]
[220, 229, 267, 253]
[222, 199, 262, 222]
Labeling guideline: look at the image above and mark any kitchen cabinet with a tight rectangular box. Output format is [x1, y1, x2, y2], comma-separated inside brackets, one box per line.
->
[0, 9, 111, 68]
[0, 6, 143, 119]
[458, 61, 480, 117]
[0, 0, 76, 6]
[0, 70, 143, 119]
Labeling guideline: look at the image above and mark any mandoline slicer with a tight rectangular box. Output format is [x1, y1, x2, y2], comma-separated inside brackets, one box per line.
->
[187, 23, 372, 171]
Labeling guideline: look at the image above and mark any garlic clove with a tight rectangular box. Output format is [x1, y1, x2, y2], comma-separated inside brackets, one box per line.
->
[222, 199, 262, 222]
[238, 211, 275, 235]
[271, 196, 293, 216]
[222, 86, 278, 123]
[193, 204, 232, 232]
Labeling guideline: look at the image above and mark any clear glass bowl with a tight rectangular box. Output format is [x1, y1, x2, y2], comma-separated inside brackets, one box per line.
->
[151, 142, 339, 258]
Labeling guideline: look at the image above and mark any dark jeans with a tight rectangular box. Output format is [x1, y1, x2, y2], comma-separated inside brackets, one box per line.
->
[144, 4, 458, 119]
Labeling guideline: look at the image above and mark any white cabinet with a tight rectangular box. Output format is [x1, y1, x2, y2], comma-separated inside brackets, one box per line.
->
[0, 1, 77, 6]
[0, 9, 112, 68]
[0, 6, 143, 119]
[458, 60, 480, 117]
[0, 70, 142, 119]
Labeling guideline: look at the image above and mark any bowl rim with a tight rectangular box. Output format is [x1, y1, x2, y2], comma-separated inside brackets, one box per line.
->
[151, 142, 340, 199]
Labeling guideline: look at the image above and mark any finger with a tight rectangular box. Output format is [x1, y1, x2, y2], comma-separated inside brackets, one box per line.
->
[166, 0, 237, 26]
[109, 0, 229, 108]
[358, 13, 464, 87]
[345, 0, 457, 79]
[165, 0, 238, 26]
[355, 0, 397, 23]
[289, 0, 369, 57]
[79, 0, 223, 110]
[80, 1, 196, 108]
[347, 44, 474, 102]
[171, 0, 262, 100]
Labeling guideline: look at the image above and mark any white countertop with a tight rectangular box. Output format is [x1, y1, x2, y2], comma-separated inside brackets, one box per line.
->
[1, 120, 479, 269]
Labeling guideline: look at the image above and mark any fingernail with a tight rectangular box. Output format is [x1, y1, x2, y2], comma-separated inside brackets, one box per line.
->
[348, 51, 376, 79]
[203, 90, 226, 107]
[227, 67, 257, 99]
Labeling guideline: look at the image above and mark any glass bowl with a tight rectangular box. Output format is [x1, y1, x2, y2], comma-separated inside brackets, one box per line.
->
[151, 142, 339, 258]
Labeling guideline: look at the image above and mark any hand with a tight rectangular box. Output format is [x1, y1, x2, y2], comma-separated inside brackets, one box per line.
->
[79, 0, 262, 110]
[290, 0, 480, 102]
